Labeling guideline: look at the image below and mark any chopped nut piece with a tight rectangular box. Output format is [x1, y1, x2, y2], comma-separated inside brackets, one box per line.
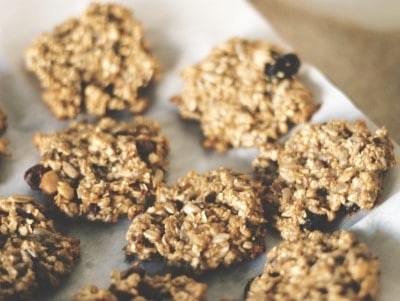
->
[253, 120, 397, 240]
[73, 265, 207, 301]
[246, 231, 380, 301]
[126, 168, 267, 273]
[25, 3, 161, 119]
[172, 37, 318, 151]
[26, 117, 169, 222]
[39, 170, 59, 194]
[0, 196, 80, 300]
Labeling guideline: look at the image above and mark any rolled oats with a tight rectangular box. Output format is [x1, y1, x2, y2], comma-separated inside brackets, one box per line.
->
[253, 120, 397, 240]
[125, 168, 267, 273]
[0, 196, 80, 301]
[73, 265, 207, 301]
[25, 117, 169, 222]
[25, 3, 161, 119]
[246, 230, 380, 301]
[171, 37, 318, 151]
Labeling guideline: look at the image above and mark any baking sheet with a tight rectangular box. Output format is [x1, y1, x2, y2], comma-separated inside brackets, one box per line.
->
[0, 0, 399, 300]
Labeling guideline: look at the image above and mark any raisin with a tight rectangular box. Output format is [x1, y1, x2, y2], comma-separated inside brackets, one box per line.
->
[136, 140, 156, 162]
[88, 204, 100, 215]
[335, 256, 345, 264]
[316, 188, 328, 197]
[204, 191, 216, 203]
[301, 209, 329, 231]
[24, 164, 50, 190]
[265, 53, 301, 80]
[345, 203, 360, 214]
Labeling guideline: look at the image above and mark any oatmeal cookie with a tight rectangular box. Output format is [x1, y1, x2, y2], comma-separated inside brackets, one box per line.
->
[0, 195, 80, 301]
[25, 3, 161, 119]
[246, 230, 380, 301]
[253, 120, 396, 240]
[0, 107, 10, 156]
[125, 168, 267, 273]
[24, 117, 169, 222]
[73, 265, 207, 301]
[171, 37, 318, 151]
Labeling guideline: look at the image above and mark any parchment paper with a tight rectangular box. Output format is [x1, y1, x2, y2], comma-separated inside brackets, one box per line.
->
[0, 0, 399, 300]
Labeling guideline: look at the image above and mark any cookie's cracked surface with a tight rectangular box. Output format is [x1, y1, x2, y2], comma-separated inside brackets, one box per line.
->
[253, 120, 396, 240]
[25, 117, 169, 222]
[25, 3, 161, 119]
[246, 230, 380, 301]
[172, 37, 317, 151]
[0, 195, 80, 301]
[126, 168, 267, 273]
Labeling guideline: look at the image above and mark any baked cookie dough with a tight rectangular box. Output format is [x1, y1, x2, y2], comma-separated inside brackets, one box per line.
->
[73, 265, 207, 301]
[24, 117, 169, 222]
[253, 120, 396, 240]
[0, 107, 10, 156]
[25, 3, 161, 119]
[246, 230, 380, 301]
[0, 195, 80, 301]
[125, 168, 267, 273]
[171, 37, 318, 151]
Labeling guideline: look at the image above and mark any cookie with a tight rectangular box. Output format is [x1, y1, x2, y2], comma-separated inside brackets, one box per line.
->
[24, 117, 169, 222]
[171, 37, 318, 151]
[253, 120, 396, 240]
[25, 3, 160, 119]
[246, 230, 380, 301]
[73, 265, 207, 301]
[0, 107, 10, 156]
[125, 168, 266, 273]
[0, 195, 80, 301]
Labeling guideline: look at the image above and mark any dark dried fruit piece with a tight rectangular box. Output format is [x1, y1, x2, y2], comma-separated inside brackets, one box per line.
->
[265, 53, 301, 80]
[301, 209, 329, 231]
[24, 164, 50, 190]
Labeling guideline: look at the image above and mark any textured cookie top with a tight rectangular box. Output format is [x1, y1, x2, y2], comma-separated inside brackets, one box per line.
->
[0, 107, 9, 156]
[172, 37, 317, 151]
[25, 3, 161, 119]
[126, 168, 267, 273]
[73, 265, 207, 301]
[0, 195, 55, 240]
[253, 120, 396, 240]
[0, 196, 80, 301]
[246, 230, 380, 301]
[25, 117, 169, 222]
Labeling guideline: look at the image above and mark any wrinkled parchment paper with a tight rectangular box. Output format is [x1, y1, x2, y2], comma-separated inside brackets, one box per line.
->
[0, 0, 399, 300]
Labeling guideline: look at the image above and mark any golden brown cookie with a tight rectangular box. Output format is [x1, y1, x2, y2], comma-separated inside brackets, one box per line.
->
[25, 3, 161, 119]
[253, 120, 396, 240]
[0, 195, 80, 301]
[24, 117, 169, 222]
[125, 168, 267, 273]
[172, 37, 318, 151]
[73, 265, 207, 301]
[246, 230, 380, 301]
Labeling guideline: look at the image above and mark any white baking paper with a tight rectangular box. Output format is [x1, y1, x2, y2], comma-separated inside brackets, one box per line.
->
[0, 0, 399, 300]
